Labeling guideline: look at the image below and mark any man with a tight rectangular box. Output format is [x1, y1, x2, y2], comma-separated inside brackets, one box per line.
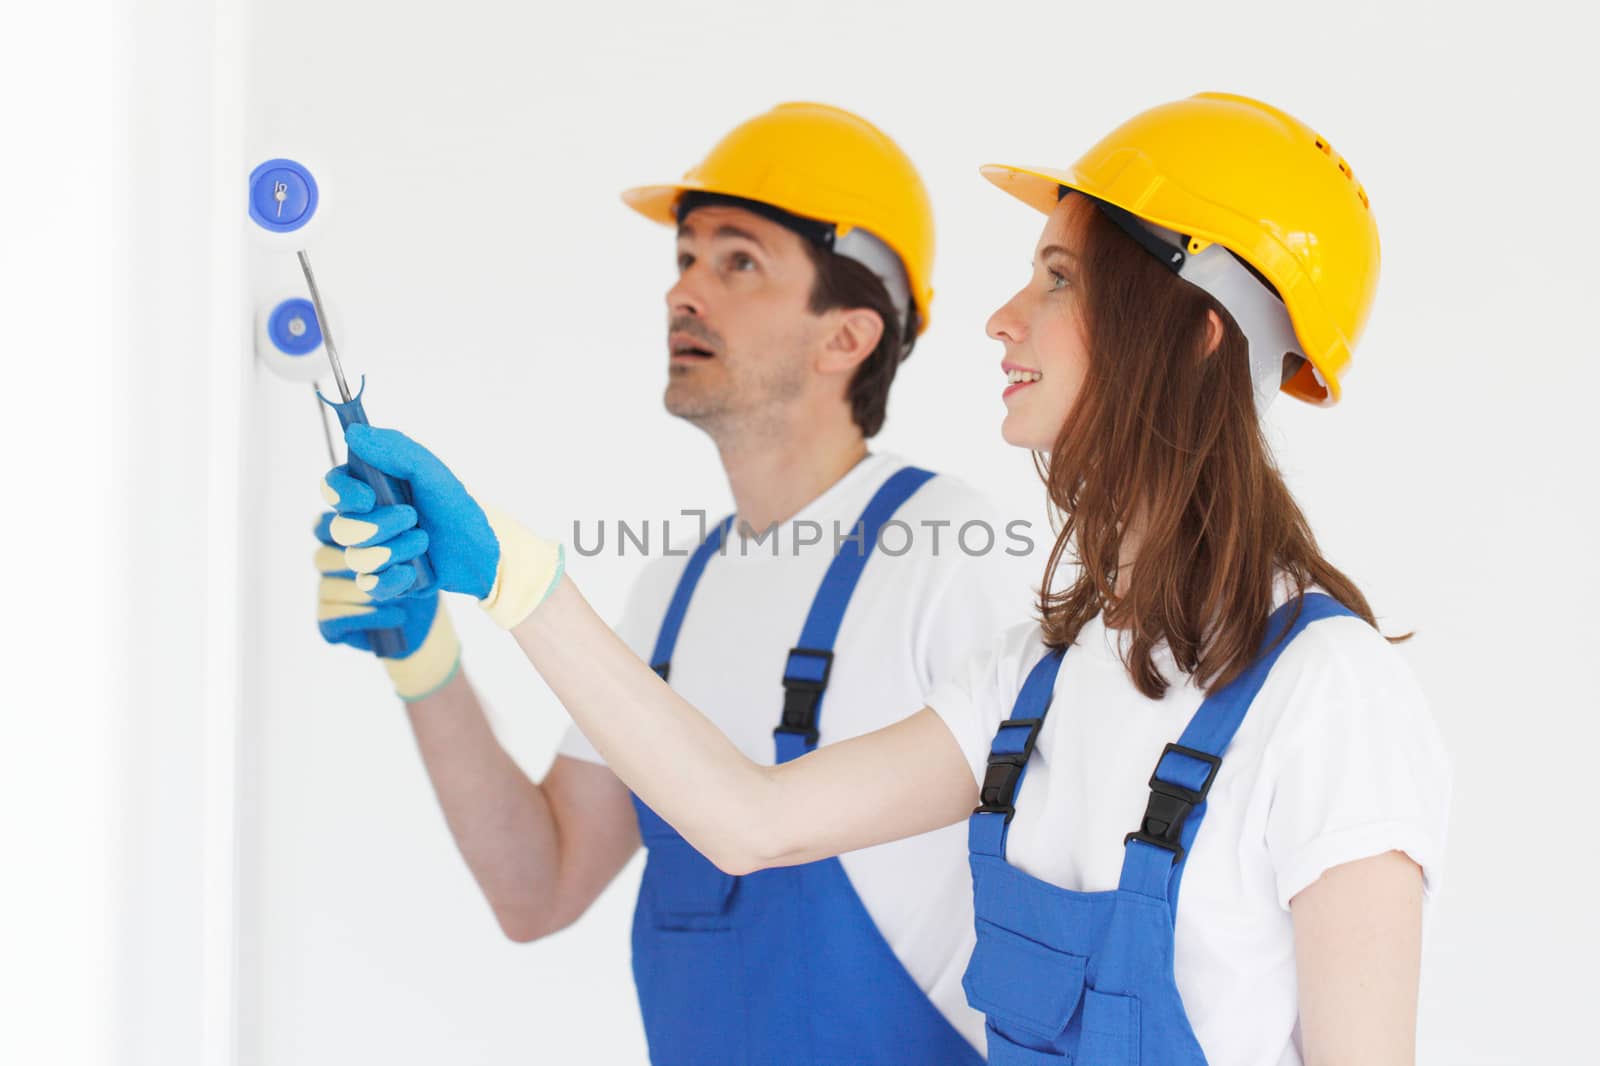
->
[316, 102, 1024, 1064]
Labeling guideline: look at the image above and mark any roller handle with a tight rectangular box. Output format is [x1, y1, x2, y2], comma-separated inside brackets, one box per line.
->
[322, 388, 437, 658]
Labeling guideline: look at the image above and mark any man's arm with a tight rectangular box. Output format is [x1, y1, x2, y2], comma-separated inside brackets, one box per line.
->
[404, 666, 640, 942]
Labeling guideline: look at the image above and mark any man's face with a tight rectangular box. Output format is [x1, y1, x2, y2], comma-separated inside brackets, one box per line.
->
[663, 204, 828, 432]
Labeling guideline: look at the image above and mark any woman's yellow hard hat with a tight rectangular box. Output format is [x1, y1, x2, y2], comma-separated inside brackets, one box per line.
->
[983, 93, 1380, 404]
[623, 102, 936, 336]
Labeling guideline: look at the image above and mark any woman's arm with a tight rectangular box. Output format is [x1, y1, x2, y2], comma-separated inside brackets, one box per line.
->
[323, 426, 979, 873]
[512, 576, 979, 874]
[1290, 850, 1424, 1066]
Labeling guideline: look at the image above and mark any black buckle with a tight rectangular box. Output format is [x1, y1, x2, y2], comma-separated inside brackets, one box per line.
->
[972, 717, 1044, 822]
[774, 647, 834, 745]
[1123, 743, 1222, 863]
[651, 661, 671, 682]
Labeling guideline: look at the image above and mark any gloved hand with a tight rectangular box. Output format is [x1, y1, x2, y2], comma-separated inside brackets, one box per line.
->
[322, 424, 565, 630]
[315, 511, 461, 701]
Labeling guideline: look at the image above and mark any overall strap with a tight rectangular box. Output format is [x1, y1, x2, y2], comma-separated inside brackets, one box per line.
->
[647, 514, 737, 682]
[967, 646, 1068, 860]
[773, 466, 937, 764]
[1119, 592, 1356, 906]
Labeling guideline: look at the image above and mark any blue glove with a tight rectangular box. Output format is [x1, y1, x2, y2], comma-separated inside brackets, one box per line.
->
[315, 511, 462, 700]
[324, 424, 564, 629]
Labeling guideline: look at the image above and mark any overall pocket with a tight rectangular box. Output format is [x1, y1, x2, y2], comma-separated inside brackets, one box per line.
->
[631, 835, 746, 1065]
[984, 1021, 1074, 1065]
[633, 926, 745, 1066]
[963, 918, 1087, 1052]
[1075, 987, 1140, 1066]
[643, 833, 738, 923]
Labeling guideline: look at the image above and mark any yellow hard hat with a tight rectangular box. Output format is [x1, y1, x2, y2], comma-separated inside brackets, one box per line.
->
[623, 101, 936, 336]
[982, 92, 1380, 405]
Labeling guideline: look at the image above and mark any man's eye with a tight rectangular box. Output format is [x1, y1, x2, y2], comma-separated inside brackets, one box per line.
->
[728, 252, 757, 272]
[677, 252, 694, 272]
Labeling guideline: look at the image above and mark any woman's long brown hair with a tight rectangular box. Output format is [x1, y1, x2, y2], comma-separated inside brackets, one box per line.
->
[1037, 201, 1403, 699]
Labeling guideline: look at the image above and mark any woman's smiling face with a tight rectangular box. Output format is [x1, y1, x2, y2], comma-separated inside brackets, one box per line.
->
[986, 194, 1095, 453]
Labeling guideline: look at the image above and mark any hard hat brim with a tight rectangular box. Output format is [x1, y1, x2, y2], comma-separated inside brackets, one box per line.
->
[621, 183, 695, 227]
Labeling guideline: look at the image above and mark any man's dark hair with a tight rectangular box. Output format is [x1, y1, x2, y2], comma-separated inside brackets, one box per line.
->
[799, 240, 919, 439]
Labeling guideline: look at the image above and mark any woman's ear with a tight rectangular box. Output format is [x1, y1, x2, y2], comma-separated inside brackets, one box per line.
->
[1203, 309, 1224, 357]
[818, 308, 886, 374]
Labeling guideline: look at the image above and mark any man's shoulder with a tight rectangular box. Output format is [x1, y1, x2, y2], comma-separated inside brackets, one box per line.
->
[868, 457, 1028, 572]
[874, 454, 1005, 525]
[616, 528, 716, 618]
[628, 533, 706, 585]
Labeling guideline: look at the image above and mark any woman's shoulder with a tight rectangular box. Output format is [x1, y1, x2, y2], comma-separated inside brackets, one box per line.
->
[1272, 593, 1423, 689]
[1252, 593, 1438, 752]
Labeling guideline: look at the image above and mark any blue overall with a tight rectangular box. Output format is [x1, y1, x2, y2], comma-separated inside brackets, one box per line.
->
[630, 466, 986, 1066]
[962, 594, 1354, 1065]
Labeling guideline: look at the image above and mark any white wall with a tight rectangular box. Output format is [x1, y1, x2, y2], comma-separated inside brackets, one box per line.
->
[111, 1, 251, 1063]
[27, 1, 1588, 1064]
[1, 6, 123, 1066]
[6, 2, 248, 1065]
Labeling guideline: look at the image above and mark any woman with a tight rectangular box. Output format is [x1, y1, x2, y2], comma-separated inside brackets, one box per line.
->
[322, 93, 1450, 1064]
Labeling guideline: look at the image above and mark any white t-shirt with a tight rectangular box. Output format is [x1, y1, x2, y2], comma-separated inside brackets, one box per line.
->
[927, 597, 1452, 1066]
[559, 451, 1036, 1051]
